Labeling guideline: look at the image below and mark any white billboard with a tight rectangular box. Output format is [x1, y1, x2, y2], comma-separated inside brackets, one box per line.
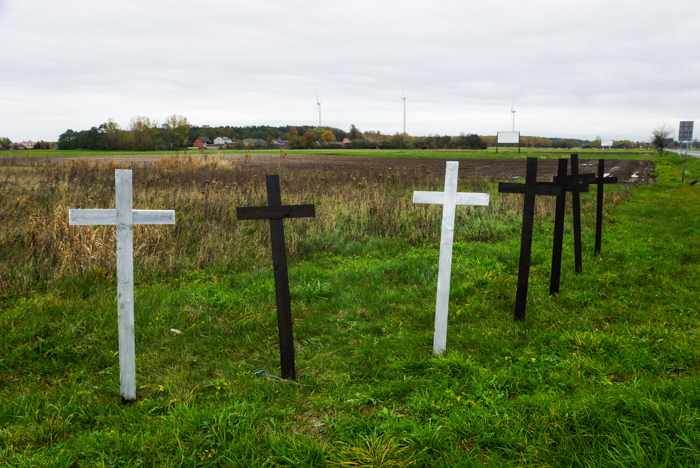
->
[601, 140, 613, 147]
[497, 131, 520, 144]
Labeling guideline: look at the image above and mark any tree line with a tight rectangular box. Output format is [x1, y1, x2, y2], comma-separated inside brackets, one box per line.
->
[2, 114, 672, 152]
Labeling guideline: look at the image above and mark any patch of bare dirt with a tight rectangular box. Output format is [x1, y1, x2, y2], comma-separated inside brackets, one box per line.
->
[1, 152, 655, 185]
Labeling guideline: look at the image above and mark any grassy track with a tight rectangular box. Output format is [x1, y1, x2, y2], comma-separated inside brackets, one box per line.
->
[0, 152, 698, 466]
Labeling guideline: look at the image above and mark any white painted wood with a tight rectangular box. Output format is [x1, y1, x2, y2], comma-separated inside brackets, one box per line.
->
[68, 169, 175, 402]
[69, 209, 116, 225]
[68, 209, 175, 226]
[133, 210, 175, 225]
[412, 162, 490, 356]
[115, 170, 136, 401]
[413, 192, 489, 206]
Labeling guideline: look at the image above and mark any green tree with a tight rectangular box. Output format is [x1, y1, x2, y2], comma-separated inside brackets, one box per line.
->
[103, 119, 122, 150]
[0, 137, 11, 150]
[129, 116, 156, 151]
[162, 114, 190, 150]
[349, 124, 361, 141]
[312, 127, 324, 141]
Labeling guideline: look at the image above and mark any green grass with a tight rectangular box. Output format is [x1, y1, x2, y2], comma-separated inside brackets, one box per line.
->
[1, 151, 698, 466]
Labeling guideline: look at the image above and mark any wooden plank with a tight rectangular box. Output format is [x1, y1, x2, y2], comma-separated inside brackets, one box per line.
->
[498, 182, 561, 197]
[595, 159, 604, 256]
[413, 191, 489, 206]
[236, 205, 315, 220]
[133, 210, 175, 225]
[571, 154, 583, 274]
[432, 162, 459, 356]
[514, 158, 538, 321]
[69, 209, 116, 225]
[554, 173, 596, 185]
[550, 158, 568, 295]
[115, 170, 136, 402]
[541, 180, 591, 193]
[265, 175, 296, 380]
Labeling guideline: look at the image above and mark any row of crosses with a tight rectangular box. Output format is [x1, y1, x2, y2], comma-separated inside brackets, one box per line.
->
[69, 157, 617, 401]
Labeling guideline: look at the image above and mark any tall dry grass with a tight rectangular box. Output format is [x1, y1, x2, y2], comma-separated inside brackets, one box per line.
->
[1, 156, 618, 295]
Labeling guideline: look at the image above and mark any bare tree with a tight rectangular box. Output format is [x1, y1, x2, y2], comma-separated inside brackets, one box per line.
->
[651, 124, 674, 156]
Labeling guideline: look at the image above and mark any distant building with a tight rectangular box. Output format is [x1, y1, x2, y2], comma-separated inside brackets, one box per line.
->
[193, 137, 213, 149]
[213, 136, 234, 146]
[21, 140, 36, 149]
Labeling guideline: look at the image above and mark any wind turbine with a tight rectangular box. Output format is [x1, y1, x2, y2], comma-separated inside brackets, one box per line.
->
[315, 93, 322, 127]
[401, 89, 406, 135]
[510, 100, 516, 131]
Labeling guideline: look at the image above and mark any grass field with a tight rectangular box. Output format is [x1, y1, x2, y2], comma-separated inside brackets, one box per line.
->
[1, 151, 698, 467]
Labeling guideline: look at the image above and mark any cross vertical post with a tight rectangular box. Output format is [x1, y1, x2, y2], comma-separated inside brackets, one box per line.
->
[413, 161, 489, 355]
[594, 159, 618, 256]
[69, 169, 175, 402]
[115, 170, 135, 402]
[267, 176, 295, 380]
[515, 158, 537, 319]
[571, 154, 583, 273]
[550, 158, 568, 295]
[236, 175, 316, 379]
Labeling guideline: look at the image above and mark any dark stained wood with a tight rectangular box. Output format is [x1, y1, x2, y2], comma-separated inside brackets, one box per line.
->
[236, 205, 315, 220]
[236, 175, 316, 380]
[498, 182, 561, 197]
[513, 158, 538, 320]
[550, 158, 568, 296]
[594, 159, 618, 256]
[571, 154, 583, 274]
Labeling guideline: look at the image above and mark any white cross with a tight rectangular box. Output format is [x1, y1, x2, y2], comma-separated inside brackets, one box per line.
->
[413, 161, 489, 356]
[69, 170, 175, 401]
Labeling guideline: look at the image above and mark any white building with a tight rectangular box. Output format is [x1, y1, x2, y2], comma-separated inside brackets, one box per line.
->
[213, 136, 234, 145]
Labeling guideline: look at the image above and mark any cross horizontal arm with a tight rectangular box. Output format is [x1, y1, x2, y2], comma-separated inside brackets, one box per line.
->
[413, 191, 489, 206]
[133, 210, 175, 225]
[597, 177, 618, 184]
[70, 209, 175, 225]
[553, 173, 596, 184]
[69, 209, 116, 225]
[539, 181, 590, 193]
[236, 205, 316, 220]
[498, 182, 561, 197]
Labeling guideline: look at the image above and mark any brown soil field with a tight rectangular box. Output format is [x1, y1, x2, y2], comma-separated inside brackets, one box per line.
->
[0, 152, 655, 184]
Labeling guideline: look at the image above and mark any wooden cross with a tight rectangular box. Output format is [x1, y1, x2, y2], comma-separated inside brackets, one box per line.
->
[498, 158, 561, 321]
[69, 170, 175, 402]
[413, 161, 489, 355]
[236, 175, 315, 380]
[593, 159, 618, 256]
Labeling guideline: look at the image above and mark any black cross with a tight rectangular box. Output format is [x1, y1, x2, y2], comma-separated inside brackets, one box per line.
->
[236, 175, 315, 380]
[593, 159, 618, 256]
[499, 157, 561, 321]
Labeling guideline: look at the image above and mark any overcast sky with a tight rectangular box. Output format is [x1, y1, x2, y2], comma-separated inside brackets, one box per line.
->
[1, 0, 699, 143]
